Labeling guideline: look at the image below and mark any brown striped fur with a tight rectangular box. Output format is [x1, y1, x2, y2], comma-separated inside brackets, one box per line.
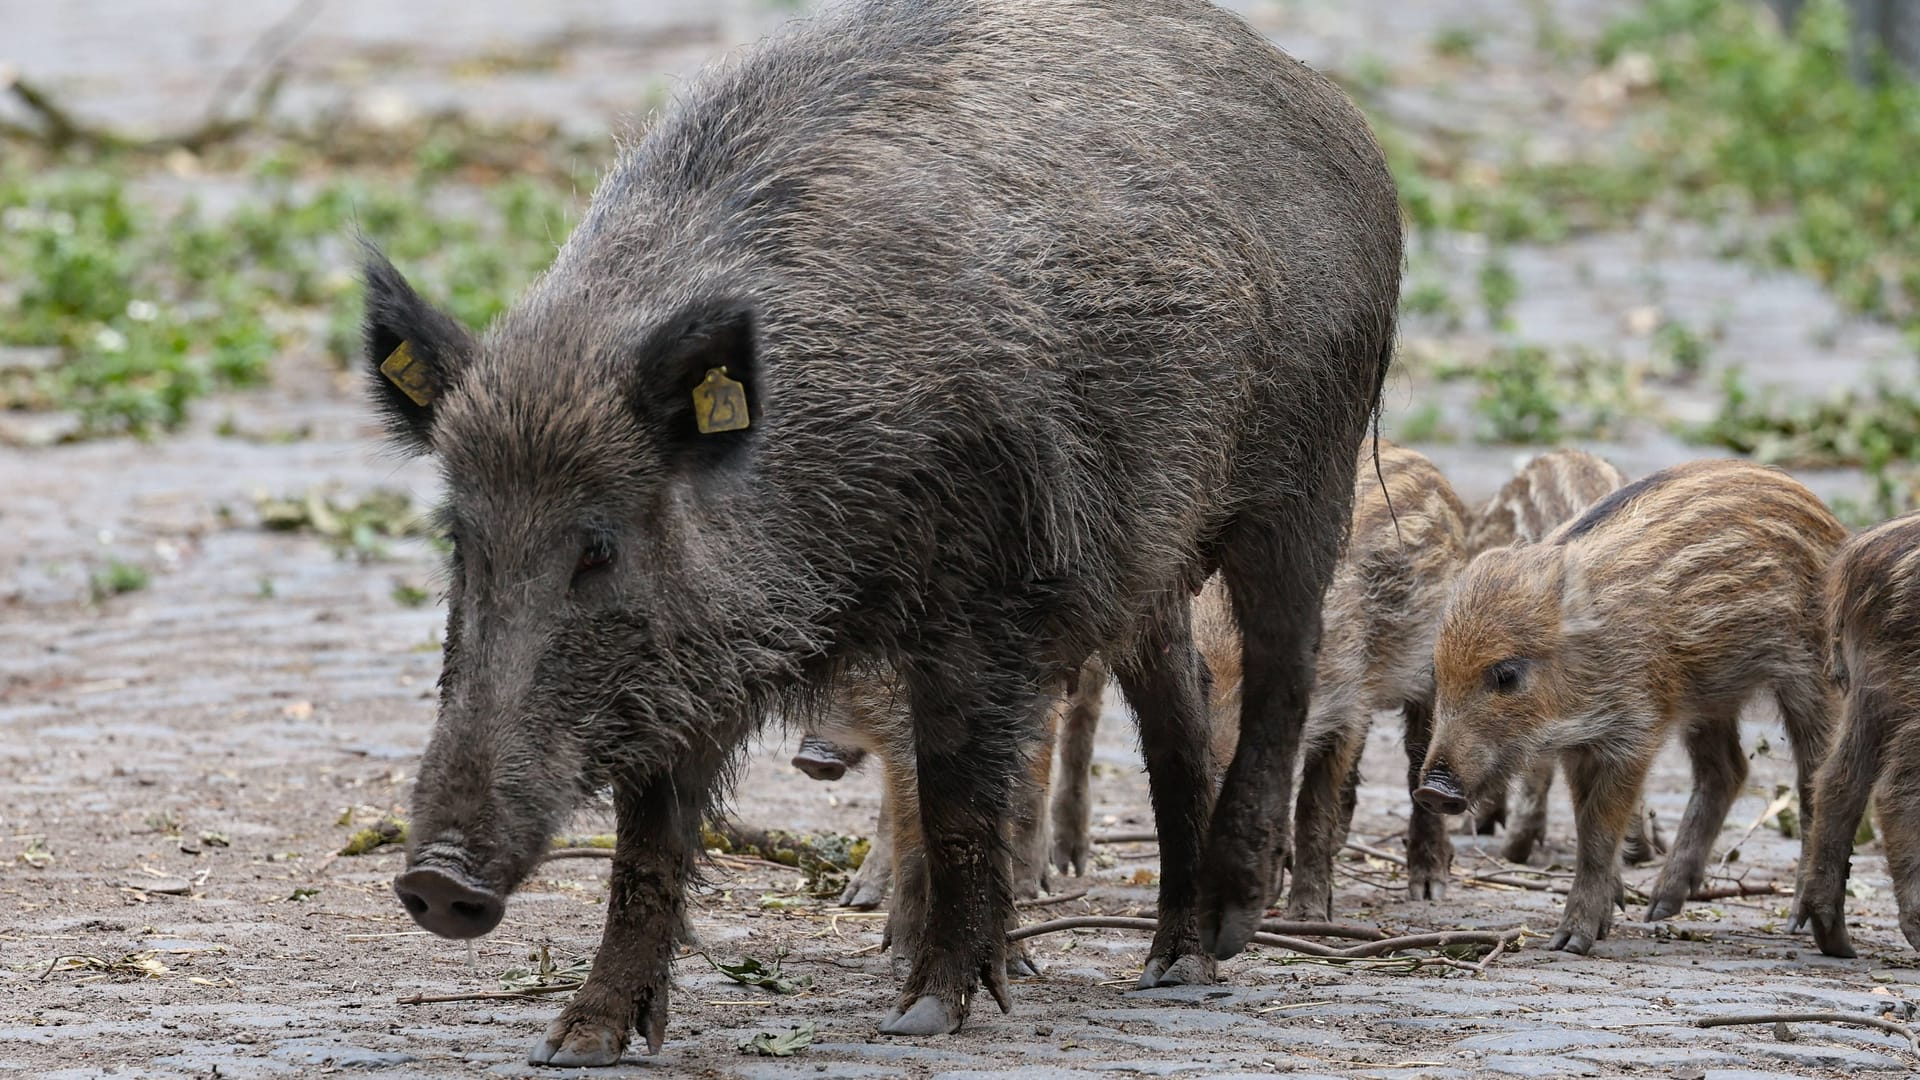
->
[1794, 511, 1920, 956]
[1283, 442, 1471, 919]
[1419, 459, 1845, 953]
[1459, 450, 1664, 867]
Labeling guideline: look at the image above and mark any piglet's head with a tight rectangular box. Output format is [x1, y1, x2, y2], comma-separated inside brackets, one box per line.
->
[1416, 544, 1574, 817]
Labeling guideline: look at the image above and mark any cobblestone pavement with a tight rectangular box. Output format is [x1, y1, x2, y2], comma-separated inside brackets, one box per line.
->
[5, 2, 1919, 1077]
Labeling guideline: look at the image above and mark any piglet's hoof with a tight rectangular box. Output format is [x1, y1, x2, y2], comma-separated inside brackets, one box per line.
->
[1546, 927, 1595, 955]
[1137, 952, 1217, 988]
[529, 1019, 626, 1067]
[879, 995, 963, 1036]
[1643, 895, 1686, 923]
[1006, 948, 1041, 979]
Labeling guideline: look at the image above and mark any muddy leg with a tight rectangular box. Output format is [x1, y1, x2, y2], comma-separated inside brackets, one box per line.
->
[531, 778, 699, 1066]
[1646, 708, 1746, 922]
[878, 659, 1039, 1036]
[1790, 681, 1885, 958]
[1201, 518, 1336, 959]
[1551, 745, 1647, 953]
[1402, 692, 1453, 901]
[1116, 600, 1220, 988]
[842, 786, 895, 910]
[1501, 758, 1555, 865]
[1880, 787, 1920, 951]
[1285, 720, 1361, 922]
[1049, 661, 1105, 876]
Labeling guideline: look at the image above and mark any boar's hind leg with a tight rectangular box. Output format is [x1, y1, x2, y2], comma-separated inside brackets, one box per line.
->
[1200, 516, 1342, 960]
[1285, 719, 1363, 921]
[1791, 680, 1889, 958]
[1501, 759, 1556, 865]
[1775, 676, 1838, 897]
[1646, 704, 1747, 922]
[531, 781, 698, 1066]
[1049, 661, 1105, 877]
[878, 662, 1041, 1036]
[1552, 745, 1648, 953]
[1114, 600, 1219, 987]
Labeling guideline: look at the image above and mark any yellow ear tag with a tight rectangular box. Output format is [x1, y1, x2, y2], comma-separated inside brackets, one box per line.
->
[380, 341, 434, 407]
[692, 366, 751, 434]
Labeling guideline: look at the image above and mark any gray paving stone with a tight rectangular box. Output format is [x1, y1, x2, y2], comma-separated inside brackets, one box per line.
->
[1569, 1045, 1744, 1069]
[1744, 1042, 1908, 1071]
[1483, 1055, 1602, 1078]
[1455, 1028, 1631, 1053]
[1703, 1071, 1832, 1080]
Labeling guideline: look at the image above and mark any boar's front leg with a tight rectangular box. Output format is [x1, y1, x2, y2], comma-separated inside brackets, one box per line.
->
[1114, 602, 1218, 987]
[530, 779, 698, 1067]
[1552, 746, 1646, 954]
[878, 659, 1040, 1036]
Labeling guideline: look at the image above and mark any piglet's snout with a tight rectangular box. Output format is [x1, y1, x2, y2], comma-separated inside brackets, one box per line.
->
[394, 866, 505, 939]
[1414, 767, 1469, 816]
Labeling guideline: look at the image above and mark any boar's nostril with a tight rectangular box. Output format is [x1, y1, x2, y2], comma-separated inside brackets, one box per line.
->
[393, 867, 505, 940]
[1414, 769, 1470, 816]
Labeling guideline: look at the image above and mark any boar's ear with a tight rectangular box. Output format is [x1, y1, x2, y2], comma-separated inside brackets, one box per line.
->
[632, 300, 760, 468]
[1557, 551, 1605, 640]
[360, 248, 476, 454]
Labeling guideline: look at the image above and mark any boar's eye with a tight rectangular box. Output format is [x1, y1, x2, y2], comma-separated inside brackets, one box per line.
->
[1485, 659, 1529, 694]
[573, 539, 616, 586]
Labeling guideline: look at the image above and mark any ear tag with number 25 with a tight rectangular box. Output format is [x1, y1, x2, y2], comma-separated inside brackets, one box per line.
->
[380, 341, 434, 407]
[692, 366, 751, 434]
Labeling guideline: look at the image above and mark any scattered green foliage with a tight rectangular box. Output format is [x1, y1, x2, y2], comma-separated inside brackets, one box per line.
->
[287, 886, 320, 902]
[1601, 0, 1920, 347]
[1471, 346, 1642, 444]
[1477, 254, 1520, 330]
[339, 814, 408, 856]
[1431, 25, 1485, 62]
[739, 1023, 816, 1058]
[0, 146, 580, 438]
[89, 559, 150, 602]
[1652, 318, 1713, 378]
[256, 487, 431, 561]
[710, 952, 813, 995]
[391, 582, 431, 608]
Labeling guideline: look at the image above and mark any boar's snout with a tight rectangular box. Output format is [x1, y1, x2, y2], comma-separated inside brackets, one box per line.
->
[1414, 767, 1469, 816]
[394, 866, 506, 939]
[791, 735, 862, 782]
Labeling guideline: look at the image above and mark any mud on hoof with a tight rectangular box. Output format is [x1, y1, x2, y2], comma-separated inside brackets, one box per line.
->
[1136, 951, 1217, 988]
[529, 1015, 629, 1068]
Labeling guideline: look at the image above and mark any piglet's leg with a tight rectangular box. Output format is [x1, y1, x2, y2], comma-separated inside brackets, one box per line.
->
[1646, 706, 1745, 922]
[1049, 662, 1104, 877]
[1502, 759, 1555, 865]
[1551, 746, 1646, 954]
[1791, 680, 1888, 957]
[531, 779, 696, 1067]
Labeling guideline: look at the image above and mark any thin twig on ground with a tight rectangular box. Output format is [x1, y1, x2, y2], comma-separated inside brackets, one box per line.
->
[1341, 841, 1784, 900]
[1091, 830, 1159, 844]
[1007, 915, 1522, 968]
[397, 984, 579, 1005]
[544, 847, 614, 861]
[1696, 1011, 1920, 1055]
[1016, 889, 1088, 909]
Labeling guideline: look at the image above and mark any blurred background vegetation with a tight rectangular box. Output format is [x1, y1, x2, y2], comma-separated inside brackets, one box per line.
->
[2, 0, 1918, 519]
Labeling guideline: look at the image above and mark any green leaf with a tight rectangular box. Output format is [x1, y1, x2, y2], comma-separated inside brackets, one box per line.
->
[738, 1022, 816, 1057]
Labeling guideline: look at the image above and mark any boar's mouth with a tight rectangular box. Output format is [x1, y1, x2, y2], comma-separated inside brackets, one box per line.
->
[394, 856, 508, 940]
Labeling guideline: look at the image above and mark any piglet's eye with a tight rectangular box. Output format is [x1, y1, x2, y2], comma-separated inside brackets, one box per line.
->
[574, 541, 615, 582]
[1485, 659, 1528, 694]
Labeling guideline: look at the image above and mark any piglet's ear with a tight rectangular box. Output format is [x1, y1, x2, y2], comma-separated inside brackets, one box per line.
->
[361, 247, 476, 454]
[1557, 551, 1605, 640]
[631, 300, 761, 469]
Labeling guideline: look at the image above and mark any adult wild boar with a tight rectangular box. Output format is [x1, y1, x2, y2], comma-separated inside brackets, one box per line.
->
[368, 0, 1401, 1064]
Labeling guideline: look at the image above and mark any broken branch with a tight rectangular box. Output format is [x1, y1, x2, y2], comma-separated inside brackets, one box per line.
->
[1696, 1011, 1920, 1055]
[1008, 915, 1522, 967]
